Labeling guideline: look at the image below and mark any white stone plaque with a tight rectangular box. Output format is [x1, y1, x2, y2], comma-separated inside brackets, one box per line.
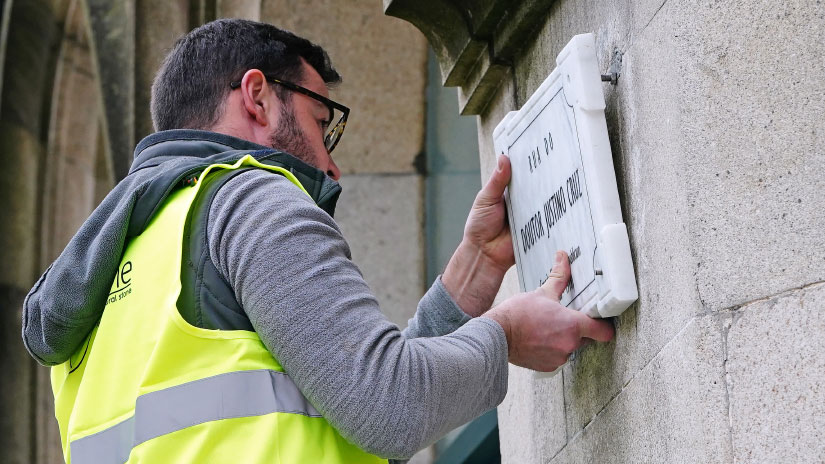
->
[493, 33, 637, 319]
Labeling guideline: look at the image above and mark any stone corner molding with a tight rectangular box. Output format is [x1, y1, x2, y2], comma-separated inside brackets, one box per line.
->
[384, 0, 555, 115]
[83, 0, 135, 181]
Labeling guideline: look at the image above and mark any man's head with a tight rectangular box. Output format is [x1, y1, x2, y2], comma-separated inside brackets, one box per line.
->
[151, 19, 343, 179]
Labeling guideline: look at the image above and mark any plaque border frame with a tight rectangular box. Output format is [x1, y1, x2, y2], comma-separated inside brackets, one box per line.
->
[493, 33, 638, 318]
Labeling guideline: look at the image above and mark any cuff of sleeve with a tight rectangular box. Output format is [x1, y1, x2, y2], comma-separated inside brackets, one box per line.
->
[473, 315, 508, 354]
[431, 275, 472, 327]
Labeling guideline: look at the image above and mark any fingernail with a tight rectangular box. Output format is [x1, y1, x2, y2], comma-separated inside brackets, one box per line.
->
[555, 251, 563, 264]
[496, 155, 504, 171]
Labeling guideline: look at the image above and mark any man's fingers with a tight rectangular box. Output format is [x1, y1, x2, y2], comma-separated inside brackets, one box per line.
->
[577, 315, 615, 343]
[475, 154, 511, 207]
[538, 251, 570, 301]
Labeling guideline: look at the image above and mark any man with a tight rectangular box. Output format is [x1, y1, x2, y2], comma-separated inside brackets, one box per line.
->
[23, 19, 613, 463]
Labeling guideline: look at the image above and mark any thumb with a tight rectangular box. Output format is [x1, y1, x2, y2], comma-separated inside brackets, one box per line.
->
[538, 251, 570, 301]
[576, 315, 615, 343]
[474, 154, 511, 208]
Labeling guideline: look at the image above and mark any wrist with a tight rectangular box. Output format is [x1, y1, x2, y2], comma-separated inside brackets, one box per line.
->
[442, 240, 508, 317]
[482, 307, 512, 355]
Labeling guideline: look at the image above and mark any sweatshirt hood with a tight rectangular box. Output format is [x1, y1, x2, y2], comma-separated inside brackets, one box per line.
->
[23, 130, 342, 366]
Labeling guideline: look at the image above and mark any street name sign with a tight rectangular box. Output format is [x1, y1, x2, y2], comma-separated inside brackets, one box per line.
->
[493, 33, 637, 320]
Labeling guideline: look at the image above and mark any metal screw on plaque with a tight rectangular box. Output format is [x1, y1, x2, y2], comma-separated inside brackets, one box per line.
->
[601, 49, 623, 85]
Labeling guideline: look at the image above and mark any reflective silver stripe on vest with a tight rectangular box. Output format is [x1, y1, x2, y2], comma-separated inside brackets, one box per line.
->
[70, 369, 320, 464]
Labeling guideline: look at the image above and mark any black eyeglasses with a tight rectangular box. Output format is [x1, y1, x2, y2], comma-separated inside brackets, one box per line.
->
[230, 76, 350, 154]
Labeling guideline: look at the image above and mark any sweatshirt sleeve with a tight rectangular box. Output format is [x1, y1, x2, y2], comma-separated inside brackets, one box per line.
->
[206, 169, 508, 460]
[402, 276, 471, 339]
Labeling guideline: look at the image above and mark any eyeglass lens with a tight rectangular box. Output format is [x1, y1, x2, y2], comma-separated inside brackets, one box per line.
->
[324, 109, 346, 152]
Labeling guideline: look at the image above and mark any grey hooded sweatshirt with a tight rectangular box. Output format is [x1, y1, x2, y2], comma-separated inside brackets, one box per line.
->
[23, 130, 508, 460]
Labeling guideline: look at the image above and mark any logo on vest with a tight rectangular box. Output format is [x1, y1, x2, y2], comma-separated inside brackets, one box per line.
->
[106, 261, 133, 306]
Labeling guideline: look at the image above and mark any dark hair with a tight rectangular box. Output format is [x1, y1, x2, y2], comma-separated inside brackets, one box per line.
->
[151, 19, 341, 131]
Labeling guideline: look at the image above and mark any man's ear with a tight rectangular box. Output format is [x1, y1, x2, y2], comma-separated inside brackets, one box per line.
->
[239, 69, 271, 127]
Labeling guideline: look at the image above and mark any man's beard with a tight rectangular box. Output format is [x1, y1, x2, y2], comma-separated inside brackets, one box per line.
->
[268, 104, 316, 165]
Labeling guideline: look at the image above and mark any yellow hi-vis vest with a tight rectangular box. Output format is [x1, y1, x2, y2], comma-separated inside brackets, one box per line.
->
[51, 156, 387, 464]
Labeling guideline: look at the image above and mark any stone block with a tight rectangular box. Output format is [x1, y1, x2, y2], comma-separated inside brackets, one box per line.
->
[498, 367, 537, 464]
[629, 0, 670, 38]
[85, 0, 135, 179]
[561, 310, 634, 440]
[0, 284, 35, 463]
[262, 0, 428, 175]
[499, 365, 566, 463]
[0, 123, 41, 287]
[134, 0, 189, 140]
[408, 447, 433, 464]
[528, 371, 568, 460]
[44, 19, 105, 260]
[216, 0, 260, 20]
[672, 0, 825, 310]
[2, 0, 58, 135]
[35, 365, 62, 463]
[549, 316, 732, 463]
[334, 173, 424, 328]
[726, 283, 825, 463]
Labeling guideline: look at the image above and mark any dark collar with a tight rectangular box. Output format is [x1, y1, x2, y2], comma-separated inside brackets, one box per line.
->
[133, 130, 283, 173]
[129, 129, 342, 218]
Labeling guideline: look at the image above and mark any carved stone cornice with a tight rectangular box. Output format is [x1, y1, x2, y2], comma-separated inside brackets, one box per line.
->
[384, 0, 554, 115]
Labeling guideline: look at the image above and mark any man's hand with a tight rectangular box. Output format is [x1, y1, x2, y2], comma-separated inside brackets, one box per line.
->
[483, 251, 615, 372]
[443, 155, 516, 316]
[462, 154, 516, 272]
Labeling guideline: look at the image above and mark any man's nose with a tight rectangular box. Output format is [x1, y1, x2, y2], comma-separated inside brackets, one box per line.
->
[327, 157, 341, 181]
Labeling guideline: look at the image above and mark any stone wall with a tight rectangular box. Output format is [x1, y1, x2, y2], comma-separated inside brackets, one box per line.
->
[1, 1, 68, 462]
[388, 0, 825, 462]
